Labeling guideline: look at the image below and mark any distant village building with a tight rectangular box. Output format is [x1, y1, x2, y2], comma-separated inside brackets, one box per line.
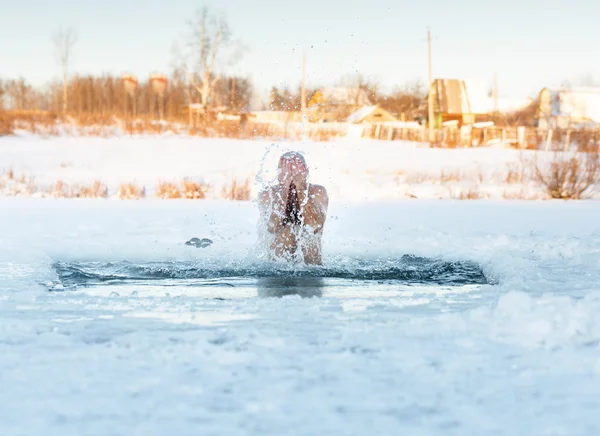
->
[431, 79, 474, 127]
[431, 78, 534, 128]
[536, 87, 600, 129]
[345, 105, 397, 123]
[309, 87, 373, 122]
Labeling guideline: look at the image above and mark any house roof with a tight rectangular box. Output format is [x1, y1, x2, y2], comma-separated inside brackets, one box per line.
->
[465, 79, 533, 114]
[433, 79, 472, 114]
[345, 105, 398, 123]
[346, 105, 379, 123]
[540, 87, 600, 122]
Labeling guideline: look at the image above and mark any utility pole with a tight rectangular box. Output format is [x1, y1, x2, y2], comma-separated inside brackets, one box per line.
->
[427, 28, 434, 142]
[301, 51, 307, 117]
[493, 72, 499, 115]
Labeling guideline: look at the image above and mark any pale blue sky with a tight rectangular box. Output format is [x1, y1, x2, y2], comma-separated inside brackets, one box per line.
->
[1, 0, 598, 103]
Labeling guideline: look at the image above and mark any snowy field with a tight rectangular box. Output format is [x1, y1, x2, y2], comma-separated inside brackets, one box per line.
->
[1, 195, 600, 435]
[0, 134, 554, 201]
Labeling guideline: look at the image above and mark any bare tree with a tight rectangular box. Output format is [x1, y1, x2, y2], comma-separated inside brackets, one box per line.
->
[0, 79, 5, 111]
[184, 6, 242, 119]
[53, 25, 78, 114]
[376, 80, 427, 121]
[338, 73, 379, 106]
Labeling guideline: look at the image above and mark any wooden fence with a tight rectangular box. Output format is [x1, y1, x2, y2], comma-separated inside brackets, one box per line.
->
[244, 119, 600, 150]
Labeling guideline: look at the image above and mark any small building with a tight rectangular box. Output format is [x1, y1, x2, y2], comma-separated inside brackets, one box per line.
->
[431, 78, 474, 127]
[309, 87, 373, 122]
[345, 105, 398, 123]
[536, 87, 600, 129]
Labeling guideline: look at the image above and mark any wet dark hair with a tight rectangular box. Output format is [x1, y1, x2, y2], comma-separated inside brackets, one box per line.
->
[279, 151, 307, 170]
[281, 181, 302, 226]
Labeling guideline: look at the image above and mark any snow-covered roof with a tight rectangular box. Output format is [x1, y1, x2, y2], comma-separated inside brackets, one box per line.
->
[460, 79, 533, 114]
[542, 87, 600, 122]
[345, 105, 379, 123]
[432, 79, 471, 114]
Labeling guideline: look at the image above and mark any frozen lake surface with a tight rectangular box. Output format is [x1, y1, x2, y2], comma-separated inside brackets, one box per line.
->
[1, 198, 600, 435]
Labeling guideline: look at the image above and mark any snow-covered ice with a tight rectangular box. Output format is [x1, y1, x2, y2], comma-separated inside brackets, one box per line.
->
[1, 194, 600, 435]
[0, 134, 561, 201]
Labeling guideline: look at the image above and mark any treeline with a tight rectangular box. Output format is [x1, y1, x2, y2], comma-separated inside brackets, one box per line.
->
[0, 73, 252, 120]
[0, 73, 428, 123]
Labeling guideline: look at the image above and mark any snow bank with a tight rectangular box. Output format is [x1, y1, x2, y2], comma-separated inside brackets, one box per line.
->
[0, 135, 555, 201]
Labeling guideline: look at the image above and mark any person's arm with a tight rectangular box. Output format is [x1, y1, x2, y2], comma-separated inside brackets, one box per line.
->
[258, 188, 286, 233]
[302, 185, 329, 233]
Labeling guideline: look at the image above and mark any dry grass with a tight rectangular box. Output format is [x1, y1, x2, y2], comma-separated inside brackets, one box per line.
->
[47, 180, 108, 198]
[0, 112, 14, 136]
[458, 189, 484, 200]
[446, 183, 487, 200]
[504, 164, 525, 184]
[182, 179, 208, 199]
[72, 181, 108, 198]
[440, 169, 462, 184]
[502, 189, 544, 200]
[404, 172, 431, 184]
[156, 179, 209, 199]
[504, 152, 528, 185]
[156, 181, 182, 199]
[221, 179, 251, 201]
[475, 168, 485, 184]
[0, 168, 37, 195]
[116, 183, 146, 199]
[532, 152, 600, 199]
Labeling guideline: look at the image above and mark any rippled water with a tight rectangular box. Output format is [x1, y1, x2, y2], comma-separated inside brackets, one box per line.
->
[50, 255, 491, 304]
[53, 255, 488, 288]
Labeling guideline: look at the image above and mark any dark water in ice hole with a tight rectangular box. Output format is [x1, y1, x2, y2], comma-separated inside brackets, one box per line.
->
[50, 255, 493, 299]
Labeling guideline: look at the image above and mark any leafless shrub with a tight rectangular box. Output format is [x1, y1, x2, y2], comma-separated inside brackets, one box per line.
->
[0, 113, 13, 136]
[48, 180, 68, 197]
[47, 180, 108, 198]
[502, 189, 543, 200]
[116, 183, 146, 200]
[155, 179, 209, 199]
[0, 168, 37, 195]
[221, 178, 251, 201]
[505, 163, 525, 184]
[532, 152, 600, 199]
[459, 189, 484, 200]
[182, 179, 209, 199]
[440, 169, 461, 183]
[404, 172, 431, 184]
[446, 183, 487, 200]
[574, 130, 600, 153]
[70, 181, 108, 198]
[156, 181, 182, 199]
[476, 168, 485, 184]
